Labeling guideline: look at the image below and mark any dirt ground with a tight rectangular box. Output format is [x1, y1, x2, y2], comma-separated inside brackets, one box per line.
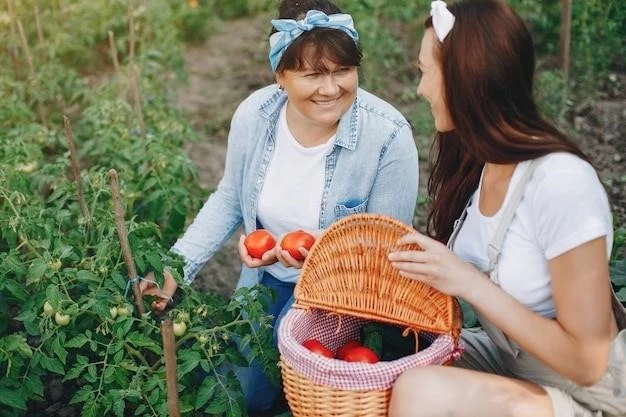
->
[177, 14, 625, 297]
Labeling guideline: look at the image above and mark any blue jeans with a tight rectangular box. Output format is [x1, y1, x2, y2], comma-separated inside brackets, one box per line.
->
[235, 271, 295, 413]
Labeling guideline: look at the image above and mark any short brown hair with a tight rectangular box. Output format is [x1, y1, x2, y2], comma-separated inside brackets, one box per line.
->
[272, 0, 362, 72]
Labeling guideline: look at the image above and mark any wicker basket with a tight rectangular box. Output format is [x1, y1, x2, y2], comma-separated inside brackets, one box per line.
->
[278, 214, 463, 417]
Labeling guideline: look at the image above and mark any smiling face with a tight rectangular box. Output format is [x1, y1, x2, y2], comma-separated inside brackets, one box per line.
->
[275, 46, 358, 134]
[416, 28, 454, 132]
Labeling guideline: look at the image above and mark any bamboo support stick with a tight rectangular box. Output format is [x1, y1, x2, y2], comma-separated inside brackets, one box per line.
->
[16, 19, 34, 77]
[6, 0, 22, 79]
[108, 169, 145, 316]
[16, 18, 47, 126]
[160, 319, 181, 417]
[128, 8, 136, 65]
[128, 65, 145, 136]
[34, 6, 44, 45]
[107, 31, 124, 98]
[63, 116, 89, 218]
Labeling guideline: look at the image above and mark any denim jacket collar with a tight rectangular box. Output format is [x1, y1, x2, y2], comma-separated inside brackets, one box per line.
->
[258, 85, 360, 151]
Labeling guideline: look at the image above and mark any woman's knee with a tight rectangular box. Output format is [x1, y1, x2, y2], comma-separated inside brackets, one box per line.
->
[389, 366, 451, 417]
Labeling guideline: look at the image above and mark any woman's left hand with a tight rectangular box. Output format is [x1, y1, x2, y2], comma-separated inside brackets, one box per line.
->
[387, 231, 483, 298]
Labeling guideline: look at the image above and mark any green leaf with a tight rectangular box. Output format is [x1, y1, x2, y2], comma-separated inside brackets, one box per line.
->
[203, 392, 229, 414]
[177, 351, 201, 377]
[77, 270, 101, 284]
[112, 399, 125, 417]
[0, 387, 27, 410]
[27, 259, 48, 285]
[194, 376, 217, 410]
[66, 334, 90, 348]
[23, 375, 44, 398]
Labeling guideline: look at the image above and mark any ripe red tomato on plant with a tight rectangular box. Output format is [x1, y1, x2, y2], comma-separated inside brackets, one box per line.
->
[302, 339, 333, 358]
[342, 346, 379, 364]
[281, 230, 315, 261]
[336, 340, 361, 360]
[244, 229, 276, 259]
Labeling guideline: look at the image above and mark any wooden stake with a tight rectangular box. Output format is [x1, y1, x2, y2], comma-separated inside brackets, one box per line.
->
[128, 65, 145, 136]
[108, 169, 145, 316]
[160, 319, 181, 417]
[16, 19, 34, 76]
[107, 31, 124, 98]
[6, 0, 22, 79]
[34, 6, 44, 45]
[63, 116, 89, 218]
[16, 18, 47, 126]
[128, 7, 136, 66]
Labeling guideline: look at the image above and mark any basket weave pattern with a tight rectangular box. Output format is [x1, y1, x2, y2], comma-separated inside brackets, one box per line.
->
[294, 214, 460, 337]
[278, 214, 463, 417]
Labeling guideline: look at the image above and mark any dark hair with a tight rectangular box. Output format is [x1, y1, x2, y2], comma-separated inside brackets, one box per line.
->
[272, 0, 362, 72]
[424, 0, 589, 242]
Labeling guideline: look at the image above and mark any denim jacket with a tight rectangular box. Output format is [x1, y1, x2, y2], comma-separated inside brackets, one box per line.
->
[171, 84, 419, 288]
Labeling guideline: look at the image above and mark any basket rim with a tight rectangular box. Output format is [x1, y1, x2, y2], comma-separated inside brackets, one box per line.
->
[294, 213, 462, 338]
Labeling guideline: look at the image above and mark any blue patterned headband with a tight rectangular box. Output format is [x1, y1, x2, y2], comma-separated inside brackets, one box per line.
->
[269, 10, 359, 72]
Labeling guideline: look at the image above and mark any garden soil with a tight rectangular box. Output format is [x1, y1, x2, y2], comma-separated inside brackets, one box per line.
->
[177, 14, 625, 298]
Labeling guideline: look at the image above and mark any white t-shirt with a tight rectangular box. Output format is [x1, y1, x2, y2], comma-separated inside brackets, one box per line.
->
[257, 103, 335, 281]
[452, 153, 613, 318]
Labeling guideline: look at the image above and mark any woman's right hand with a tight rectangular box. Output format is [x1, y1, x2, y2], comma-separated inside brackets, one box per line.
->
[139, 269, 178, 313]
[238, 234, 278, 268]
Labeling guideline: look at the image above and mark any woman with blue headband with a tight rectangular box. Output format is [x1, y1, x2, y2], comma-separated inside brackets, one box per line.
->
[387, 1, 625, 416]
[140, 0, 419, 413]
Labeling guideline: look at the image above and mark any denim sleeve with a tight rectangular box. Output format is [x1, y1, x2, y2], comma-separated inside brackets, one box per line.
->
[170, 106, 247, 283]
[367, 123, 419, 226]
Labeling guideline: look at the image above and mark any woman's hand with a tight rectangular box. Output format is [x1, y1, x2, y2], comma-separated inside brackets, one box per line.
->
[238, 234, 278, 268]
[387, 230, 484, 298]
[139, 269, 178, 312]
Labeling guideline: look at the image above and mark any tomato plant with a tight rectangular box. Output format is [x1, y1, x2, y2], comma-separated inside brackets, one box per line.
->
[302, 339, 333, 358]
[281, 230, 315, 261]
[0, 2, 279, 416]
[244, 229, 276, 259]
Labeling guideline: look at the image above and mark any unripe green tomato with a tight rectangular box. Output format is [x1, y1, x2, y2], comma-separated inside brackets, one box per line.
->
[110, 307, 118, 319]
[55, 312, 70, 326]
[117, 305, 131, 317]
[43, 301, 55, 316]
[173, 321, 187, 337]
[198, 334, 209, 344]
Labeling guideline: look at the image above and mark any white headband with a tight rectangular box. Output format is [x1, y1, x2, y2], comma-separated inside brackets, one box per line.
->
[430, 1, 455, 42]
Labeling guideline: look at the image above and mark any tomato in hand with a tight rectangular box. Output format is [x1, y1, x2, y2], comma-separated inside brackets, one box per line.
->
[342, 346, 379, 364]
[281, 230, 315, 261]
[336, 340, 362, 360]
[302, 339, 333, 358]
[244, 230, 276, 259]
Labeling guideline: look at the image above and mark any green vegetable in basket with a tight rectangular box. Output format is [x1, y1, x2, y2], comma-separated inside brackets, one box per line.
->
[361, 323, 384, 358]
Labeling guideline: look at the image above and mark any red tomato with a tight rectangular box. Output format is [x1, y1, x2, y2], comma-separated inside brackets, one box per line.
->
[342, 346, 379, 364]
[244, 230, 276, 259]
[336, 340, 362, 360]
[281, 230, 315, 261]
[302, 339, 333, 358]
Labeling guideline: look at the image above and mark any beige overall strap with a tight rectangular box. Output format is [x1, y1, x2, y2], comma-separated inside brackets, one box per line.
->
[487, 158, 543, 284]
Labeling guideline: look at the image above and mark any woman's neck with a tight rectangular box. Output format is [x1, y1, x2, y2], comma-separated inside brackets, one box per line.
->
[285, 104, 338, 147]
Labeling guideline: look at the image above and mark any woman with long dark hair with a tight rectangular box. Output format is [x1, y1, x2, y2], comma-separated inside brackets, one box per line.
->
[388, 1, 626, 416]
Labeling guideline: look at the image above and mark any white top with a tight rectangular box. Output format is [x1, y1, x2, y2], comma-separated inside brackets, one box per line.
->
[453, 153, 613, 318]
[257, 103, 335, 281]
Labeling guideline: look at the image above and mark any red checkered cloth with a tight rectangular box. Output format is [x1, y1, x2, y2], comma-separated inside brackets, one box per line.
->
[278, 308, 464, 391]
